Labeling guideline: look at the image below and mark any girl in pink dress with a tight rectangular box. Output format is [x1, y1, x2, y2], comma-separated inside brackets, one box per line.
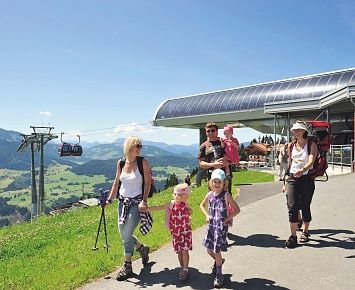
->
[146, 183, 192, 282]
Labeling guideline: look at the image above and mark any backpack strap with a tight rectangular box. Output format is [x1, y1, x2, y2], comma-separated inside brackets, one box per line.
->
[116, 158, 125, 198]
[307, 137, 319, 168]
[137, 156, 145, 196]
[119, 158, 126, 171]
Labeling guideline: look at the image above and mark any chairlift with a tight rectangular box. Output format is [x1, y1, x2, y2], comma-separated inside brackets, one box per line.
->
[71, 135, 83, 157]
[58, 132, 72, 157]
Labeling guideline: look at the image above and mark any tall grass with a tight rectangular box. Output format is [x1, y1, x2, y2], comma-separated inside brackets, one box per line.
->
[0, 171, 273, 289]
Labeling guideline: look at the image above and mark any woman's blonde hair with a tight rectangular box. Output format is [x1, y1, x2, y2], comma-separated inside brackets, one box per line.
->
[123, 136, 142, 157]
[208, 179, 229, 192]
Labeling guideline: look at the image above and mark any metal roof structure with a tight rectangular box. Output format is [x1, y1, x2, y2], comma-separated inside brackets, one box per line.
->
[152, 68, 355, 130]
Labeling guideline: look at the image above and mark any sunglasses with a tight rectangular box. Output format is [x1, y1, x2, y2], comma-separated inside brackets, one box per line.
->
[206, 129, 216, 133]
[135, 144, 143, 149]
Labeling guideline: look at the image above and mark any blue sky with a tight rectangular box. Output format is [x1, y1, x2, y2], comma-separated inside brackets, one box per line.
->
[1, 0, 355, 145]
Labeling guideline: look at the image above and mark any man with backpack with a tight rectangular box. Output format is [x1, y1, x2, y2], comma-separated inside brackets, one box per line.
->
[283, 121, 318, 249]
[197, 122, 230, 191]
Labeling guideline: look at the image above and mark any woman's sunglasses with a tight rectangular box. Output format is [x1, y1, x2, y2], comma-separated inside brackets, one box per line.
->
[135, 144, 143, 149]
[206, 129, 216, 133]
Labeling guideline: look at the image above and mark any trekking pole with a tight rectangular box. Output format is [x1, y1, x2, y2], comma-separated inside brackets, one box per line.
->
[102, 203, 109, 252]
[92, 189, 110, 252]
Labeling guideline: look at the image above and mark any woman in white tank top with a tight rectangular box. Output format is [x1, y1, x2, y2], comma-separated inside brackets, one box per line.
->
[107, 136, 152, 280]
[289, 142, 310, 175]
[284, 121, 317, 249]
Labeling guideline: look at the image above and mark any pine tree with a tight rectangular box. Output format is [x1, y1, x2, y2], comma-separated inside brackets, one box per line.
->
[164, 173, 179, 189]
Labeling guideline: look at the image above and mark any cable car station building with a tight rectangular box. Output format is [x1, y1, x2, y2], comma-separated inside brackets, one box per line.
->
[152, 68, 355, 167]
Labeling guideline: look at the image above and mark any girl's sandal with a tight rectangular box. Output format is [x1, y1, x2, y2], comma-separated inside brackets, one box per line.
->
[299, 232, 310, 243]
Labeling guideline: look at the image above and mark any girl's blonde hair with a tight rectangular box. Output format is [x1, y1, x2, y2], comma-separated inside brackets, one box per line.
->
[208, 179, 229, 192]
[123, 136, 142, 157]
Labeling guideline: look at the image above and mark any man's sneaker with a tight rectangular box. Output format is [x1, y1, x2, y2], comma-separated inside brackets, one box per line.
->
[116, 262, 133, 281]
[285, 235, 298, 249]
[138, 245, 150, 266]
[213, 273, 224, 288]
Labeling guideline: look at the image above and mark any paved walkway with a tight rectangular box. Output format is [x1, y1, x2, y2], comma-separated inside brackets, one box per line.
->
[81, 174, 355, 290]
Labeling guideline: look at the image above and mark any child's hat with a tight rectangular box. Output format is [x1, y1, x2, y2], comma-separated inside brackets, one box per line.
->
[173, 183, 190, 195]
[211, 169, 226, 181]
[224, 124, 233, 133]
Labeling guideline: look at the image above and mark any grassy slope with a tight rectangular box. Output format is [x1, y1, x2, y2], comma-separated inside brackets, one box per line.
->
[0, 171, 274, 290]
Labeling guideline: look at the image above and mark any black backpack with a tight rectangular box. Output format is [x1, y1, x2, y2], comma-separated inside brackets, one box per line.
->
[117, 156, 154, 197]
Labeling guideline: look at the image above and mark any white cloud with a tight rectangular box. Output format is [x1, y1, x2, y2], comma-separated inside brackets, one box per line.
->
[39, 111, 52, 117]
[114, 123, 148, 133]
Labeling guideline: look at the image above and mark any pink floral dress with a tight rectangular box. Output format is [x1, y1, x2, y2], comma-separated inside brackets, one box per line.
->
[169, 201, 192, 253]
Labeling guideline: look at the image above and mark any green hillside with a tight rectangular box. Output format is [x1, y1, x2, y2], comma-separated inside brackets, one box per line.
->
[0, 171, 274, 289]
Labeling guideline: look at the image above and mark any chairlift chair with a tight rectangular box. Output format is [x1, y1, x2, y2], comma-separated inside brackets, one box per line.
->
[58, 132, 72, 157]
[71, 135, 83, 156]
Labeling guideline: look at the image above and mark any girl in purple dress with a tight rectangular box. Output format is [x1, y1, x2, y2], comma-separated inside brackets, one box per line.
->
[200, 169, 240, 288]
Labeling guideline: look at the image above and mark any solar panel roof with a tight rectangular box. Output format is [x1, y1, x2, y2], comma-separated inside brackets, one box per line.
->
[154, 68, 355, 121]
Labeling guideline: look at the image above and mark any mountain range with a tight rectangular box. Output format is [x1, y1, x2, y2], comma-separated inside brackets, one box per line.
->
[0, 128, 199, 173]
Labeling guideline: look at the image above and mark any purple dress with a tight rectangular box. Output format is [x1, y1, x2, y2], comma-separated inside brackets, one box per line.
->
[203, 191, 228, 253]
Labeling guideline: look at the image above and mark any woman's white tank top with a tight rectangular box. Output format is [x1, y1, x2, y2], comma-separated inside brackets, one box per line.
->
[290, 142, 310, 175]
[119, 166, 143, 198]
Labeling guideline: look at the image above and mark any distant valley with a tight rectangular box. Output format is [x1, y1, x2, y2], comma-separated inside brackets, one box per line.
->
[0, 128, 199, 226]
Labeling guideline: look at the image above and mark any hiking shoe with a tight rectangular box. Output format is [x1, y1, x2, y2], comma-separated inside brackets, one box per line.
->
[178, 269, 189, 282]
[211, 258, 225, 275]
[138, 245, 150, 266]
[116, 262, 133, 281]
[285, 235, 298, 249]
[213, 273, 224, 288]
